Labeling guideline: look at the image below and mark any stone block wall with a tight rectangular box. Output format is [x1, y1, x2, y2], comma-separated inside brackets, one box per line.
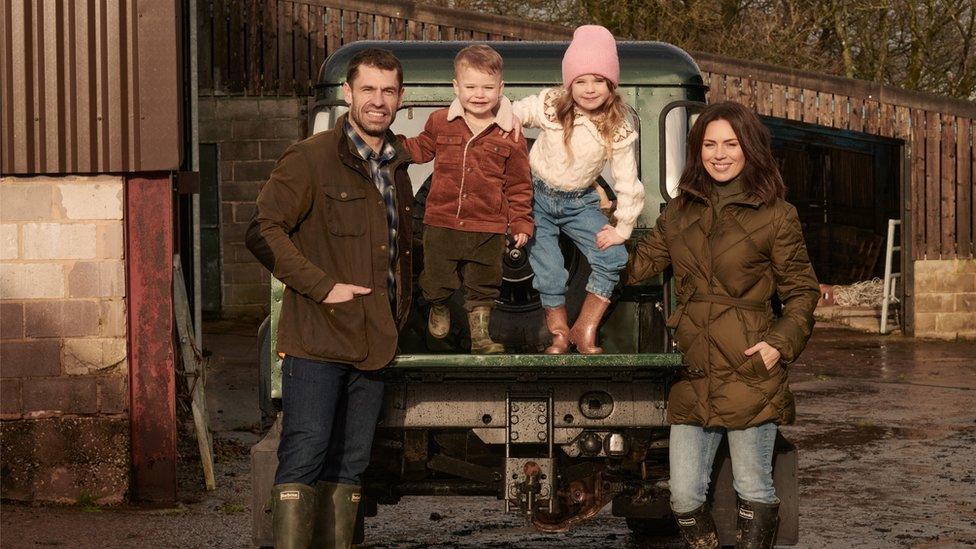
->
[198, 96, 306, 318]
[0, 175, 129, 503]
[914, 259, 976, 339]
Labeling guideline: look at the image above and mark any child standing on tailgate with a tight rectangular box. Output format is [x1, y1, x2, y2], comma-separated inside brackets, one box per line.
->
[404, 45, 533, 354]
[512, 25, 644, 355]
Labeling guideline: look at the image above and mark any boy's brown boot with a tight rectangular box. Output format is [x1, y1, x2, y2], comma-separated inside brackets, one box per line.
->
[569, 292, 610, 354]
[428, 303, 450, 339]
[543, 306, 570, 354]
[468, 306, 505, 354]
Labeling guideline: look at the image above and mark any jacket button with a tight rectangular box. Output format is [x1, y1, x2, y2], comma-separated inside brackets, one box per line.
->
[459, 221, 465, 226]
[380, 244, 387, 251]
[340, 192, 348, 198]
[404, 250, 410, 255]
[462, 193, 468, 198]
[405, 206, 410, 212]
[377, 200, 383, 205]
[466, 167, 472, 173]
[328, 308, 335, 314]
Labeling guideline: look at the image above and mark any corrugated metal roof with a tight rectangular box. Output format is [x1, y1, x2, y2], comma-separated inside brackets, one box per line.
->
[1, 0, 183, 175]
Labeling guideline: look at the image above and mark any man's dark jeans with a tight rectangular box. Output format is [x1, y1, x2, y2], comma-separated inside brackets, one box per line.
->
[274, 355, 384, 486]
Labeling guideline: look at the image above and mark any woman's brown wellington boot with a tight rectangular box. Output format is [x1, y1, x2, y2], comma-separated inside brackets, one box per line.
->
[673, 503, 719, 549]
[735, 498, 780, 549]
[568, 292, 610, 354]
[543, 306, 571, 354]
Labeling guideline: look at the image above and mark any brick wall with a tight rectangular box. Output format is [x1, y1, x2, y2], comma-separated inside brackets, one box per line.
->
[914, 259, 976, 339]
[0, 175, 129, 503]
[198, 96, 306, 318]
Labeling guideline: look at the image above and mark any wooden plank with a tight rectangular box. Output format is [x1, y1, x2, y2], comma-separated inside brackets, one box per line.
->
[911, 109, 927, 260]
[848, 97, 864, 133]
[738, 77, 755, 110]
[311, 5, 325, 89]
[174, 255, 216, 491]
[709, 72, 725, 103]
[247, 0, 261, 94]
[817, 92, 834, 127]
[294, 2, 309, 94]
[443, 24, 455, 41]
[343, 9, 358, 45]
[326, 7, 340, 55]
[376, 14, 389, 40]
[212, 0, 228, 92]
[198, 0, 214, 93]
[425, 22, 440, 41]
[972, 119, 976, 258]
[786, 86, 801, 120]
[755, 80, 770, 116]
[407, 19, 422, 41]
[262, 0, 278, 93]
[127, 175, 176, 503]
[959, 119, 973, 257]
[726, 76, 741, 107]
[925, 110, 941, 258]
[941, 114, 956, 258]
[802, 89, 817, 124]
[835, 95, 850, 130]
[880, 103, 895, 138]
[895, 106, 910, 141]
[279, 1, 293, 94]
[227, 0, 244, 93]
[390, 17, 405, 40]
[771, 84, 786, 118]
[358, 11, 372, 40]
[472, 30, 488, 40]
[864, 100, 880, 134]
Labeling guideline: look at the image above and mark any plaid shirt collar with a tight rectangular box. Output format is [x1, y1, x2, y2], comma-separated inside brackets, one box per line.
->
[344, 119, 396, 165]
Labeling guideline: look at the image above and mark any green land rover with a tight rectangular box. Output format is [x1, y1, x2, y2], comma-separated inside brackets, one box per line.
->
[251, 40, 798, 547]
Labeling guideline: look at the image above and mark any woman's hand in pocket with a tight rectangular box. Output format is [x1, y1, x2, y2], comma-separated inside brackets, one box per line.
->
[744, 341, 782, 370]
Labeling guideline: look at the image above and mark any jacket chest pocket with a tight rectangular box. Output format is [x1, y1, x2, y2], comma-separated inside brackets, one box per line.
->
[483, 143, 511, 176]
[436, 135, 464, 165]
[324, 186, 368, 236]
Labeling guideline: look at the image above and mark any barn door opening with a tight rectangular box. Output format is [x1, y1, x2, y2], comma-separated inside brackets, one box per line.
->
[765, 118, 904, 314]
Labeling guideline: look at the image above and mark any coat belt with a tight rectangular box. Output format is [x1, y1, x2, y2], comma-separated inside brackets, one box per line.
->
[689, 293, 767, 312]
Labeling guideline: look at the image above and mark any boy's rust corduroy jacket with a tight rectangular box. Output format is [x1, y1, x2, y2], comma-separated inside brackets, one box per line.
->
[245, 116, 414, 371]
[403, 97, 534, 237]
[624, 184, 820, 429]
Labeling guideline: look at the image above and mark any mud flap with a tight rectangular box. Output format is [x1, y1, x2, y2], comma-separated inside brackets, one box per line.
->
[711, 432, 798, 546]
[250, 415, 281, 548]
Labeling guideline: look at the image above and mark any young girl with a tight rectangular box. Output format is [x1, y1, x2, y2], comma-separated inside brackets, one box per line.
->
[512, 25, 644, 354]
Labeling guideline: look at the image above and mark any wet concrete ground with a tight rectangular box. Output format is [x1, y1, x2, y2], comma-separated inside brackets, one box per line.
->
[2, 322, 974, 548]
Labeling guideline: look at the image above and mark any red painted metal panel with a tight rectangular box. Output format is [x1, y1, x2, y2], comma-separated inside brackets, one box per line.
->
[126, 174, 176, 503]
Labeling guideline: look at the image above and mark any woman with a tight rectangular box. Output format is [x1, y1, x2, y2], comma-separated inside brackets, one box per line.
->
[624, 102, 819, 549]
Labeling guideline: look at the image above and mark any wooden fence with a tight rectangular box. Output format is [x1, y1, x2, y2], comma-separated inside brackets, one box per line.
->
[197, 0, 974, 261]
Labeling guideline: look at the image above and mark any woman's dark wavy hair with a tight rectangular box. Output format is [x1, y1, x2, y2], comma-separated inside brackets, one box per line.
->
[675, 101, 786, 209]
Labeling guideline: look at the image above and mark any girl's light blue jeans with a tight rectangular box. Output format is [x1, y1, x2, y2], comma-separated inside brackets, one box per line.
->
[527, 179, 628, 308]
[668, 422, 780, 513]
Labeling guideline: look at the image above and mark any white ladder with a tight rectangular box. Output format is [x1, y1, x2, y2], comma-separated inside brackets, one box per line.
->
[880, 219, 901, 334]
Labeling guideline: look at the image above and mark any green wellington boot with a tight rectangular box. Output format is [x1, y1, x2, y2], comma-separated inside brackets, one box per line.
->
[271, 483, 316, 549]
[312, 481, 362, 549]
[673, 503, 719, 549]
[467, 306, 505, 354]
[735, 498, 780, 549]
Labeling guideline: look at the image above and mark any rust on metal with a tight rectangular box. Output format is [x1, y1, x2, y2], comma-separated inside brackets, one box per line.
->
[126, 174, 177, 502]
[0, 0, 182, 175]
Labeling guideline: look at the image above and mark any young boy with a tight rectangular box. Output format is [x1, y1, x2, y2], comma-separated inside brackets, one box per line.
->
[403, 45, 533, 354]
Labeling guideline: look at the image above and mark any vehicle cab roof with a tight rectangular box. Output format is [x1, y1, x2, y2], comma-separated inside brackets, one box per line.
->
[318, 40, 704, 88]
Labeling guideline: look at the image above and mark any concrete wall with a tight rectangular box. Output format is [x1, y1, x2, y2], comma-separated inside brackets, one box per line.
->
[0, 175, 129, 503]
[914, 259, 976, 339]
[198, 96, 305, 318]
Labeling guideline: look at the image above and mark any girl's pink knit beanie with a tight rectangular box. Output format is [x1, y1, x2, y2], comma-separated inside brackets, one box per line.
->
[561, 25, 620, 88]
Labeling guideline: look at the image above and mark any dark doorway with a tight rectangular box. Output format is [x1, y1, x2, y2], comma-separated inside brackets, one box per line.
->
[199, 143, 222, 316]
[765, 118, 902, 285]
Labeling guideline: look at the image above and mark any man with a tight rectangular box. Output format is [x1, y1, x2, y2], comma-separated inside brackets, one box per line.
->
[246, 48, 413, 548]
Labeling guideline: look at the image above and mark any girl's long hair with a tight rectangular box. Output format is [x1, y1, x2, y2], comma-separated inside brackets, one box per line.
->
[675, 101, 786, 209]
[554, 79, 629, 159]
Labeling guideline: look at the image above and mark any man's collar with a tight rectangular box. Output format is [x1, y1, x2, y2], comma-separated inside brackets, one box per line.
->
[343, 118, 396, 163]
[446, 95, 515, 133]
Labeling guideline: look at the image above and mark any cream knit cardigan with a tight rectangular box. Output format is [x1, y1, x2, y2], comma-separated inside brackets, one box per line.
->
[512, 88, 644, 240]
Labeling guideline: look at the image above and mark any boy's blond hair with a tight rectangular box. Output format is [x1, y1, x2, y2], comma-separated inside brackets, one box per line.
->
[454, 45, 503, 76]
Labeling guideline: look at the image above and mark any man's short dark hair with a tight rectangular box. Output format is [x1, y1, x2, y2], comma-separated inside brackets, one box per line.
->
[346, 48, 403, 88]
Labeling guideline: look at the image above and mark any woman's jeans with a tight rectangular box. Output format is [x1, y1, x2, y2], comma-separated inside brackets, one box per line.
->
[669, 423, 779, 513]
[274, 355, 384, 487]
[527, 179, 628, 308]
